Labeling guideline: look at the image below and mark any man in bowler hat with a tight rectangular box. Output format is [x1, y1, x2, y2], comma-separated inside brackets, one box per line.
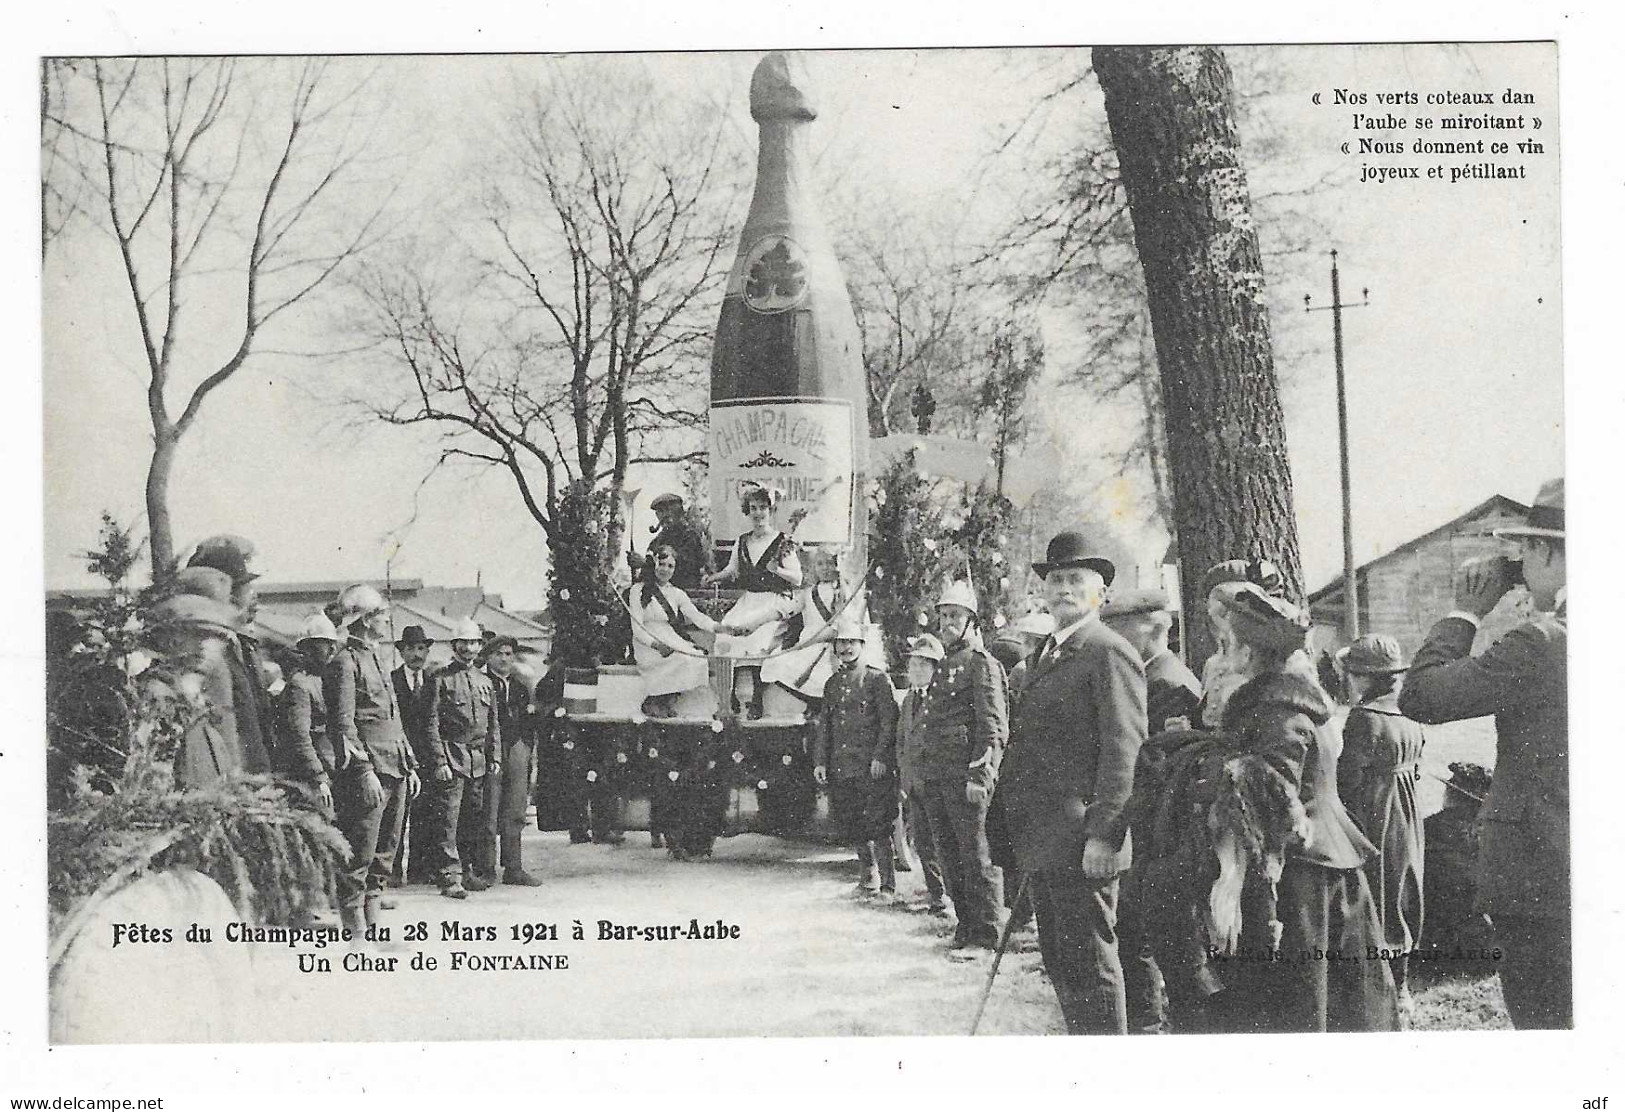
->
[1400, 477, 1569, 1028]
[392, 625, 440, 884]
[1000, 531, 1146, 1033]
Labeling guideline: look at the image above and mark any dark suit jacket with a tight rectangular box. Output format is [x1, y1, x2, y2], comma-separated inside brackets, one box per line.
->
[1399, 607, 1568, 920]
[393, 665, 440, 771]
[1145, 648, 1201, 735]
[487, 669, 535, 755]
[1002, 616, 1146, 874]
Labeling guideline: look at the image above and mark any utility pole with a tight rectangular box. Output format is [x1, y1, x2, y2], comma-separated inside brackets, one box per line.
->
[1305, 250, 1370, 640]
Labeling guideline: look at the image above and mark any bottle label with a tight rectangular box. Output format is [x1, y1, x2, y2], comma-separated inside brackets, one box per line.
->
[710, 397, 854, 545]
[741, 235, 810, 314]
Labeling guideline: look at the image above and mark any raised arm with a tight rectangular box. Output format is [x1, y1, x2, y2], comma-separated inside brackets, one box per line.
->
[1400, 618, 1556, 724]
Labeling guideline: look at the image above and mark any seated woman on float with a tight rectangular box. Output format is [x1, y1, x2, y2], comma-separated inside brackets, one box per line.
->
[757, 545, 844, 715]
[631, 543, 719, 719]
[703, 481, 803, 717]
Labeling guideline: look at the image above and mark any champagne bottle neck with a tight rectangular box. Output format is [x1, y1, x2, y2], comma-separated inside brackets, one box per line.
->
[746, 120, 819, 236]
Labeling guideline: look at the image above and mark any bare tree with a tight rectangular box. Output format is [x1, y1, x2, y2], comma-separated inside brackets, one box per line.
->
[1094, 45, 1306, 665]
[979, 50, 1334, 537]
[347, 59, 742, 568]
[43, 57, 394, 577]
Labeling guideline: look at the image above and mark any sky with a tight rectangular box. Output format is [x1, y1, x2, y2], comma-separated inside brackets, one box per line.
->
[40, 44, 1563, 610]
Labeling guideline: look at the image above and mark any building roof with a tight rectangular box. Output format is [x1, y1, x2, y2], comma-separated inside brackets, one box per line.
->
[1308, 493, 1530, 607]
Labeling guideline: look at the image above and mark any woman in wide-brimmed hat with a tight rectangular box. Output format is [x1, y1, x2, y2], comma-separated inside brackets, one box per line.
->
[1196, 557, 1286, 728]
[1202, 583, 1399, 1033]
[1334, 633, 1426, 1011]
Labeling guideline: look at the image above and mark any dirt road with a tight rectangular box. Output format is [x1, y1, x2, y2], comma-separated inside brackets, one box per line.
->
[249, 830, 1064, 1041]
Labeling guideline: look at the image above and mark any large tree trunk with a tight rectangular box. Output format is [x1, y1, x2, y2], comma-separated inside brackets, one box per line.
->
[1094, 46, 1306, 666]
[146, 434, 178, 581]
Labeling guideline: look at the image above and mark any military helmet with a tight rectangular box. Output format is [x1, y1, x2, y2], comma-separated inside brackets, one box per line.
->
[450, 617, 484, 642]
[337, 583, 388, 625]
[936, 579, 979, 614]
[297, 613, 341, 645]
[831, 614, 866, 642]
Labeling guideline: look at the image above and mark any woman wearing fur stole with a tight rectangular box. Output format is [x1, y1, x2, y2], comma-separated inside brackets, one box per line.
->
[1201, 583, 1399, 1032]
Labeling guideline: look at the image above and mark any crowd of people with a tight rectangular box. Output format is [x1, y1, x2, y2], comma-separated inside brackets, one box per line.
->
[53, 474, 1568, 1034]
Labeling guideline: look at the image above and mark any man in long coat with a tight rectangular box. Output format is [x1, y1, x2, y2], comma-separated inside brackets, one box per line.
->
[1001, 531, 1146, 1034]
[1400, 477, 1569, 1028]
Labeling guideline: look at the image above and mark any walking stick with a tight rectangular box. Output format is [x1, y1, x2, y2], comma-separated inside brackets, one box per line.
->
[969, 872, 1032, 1036]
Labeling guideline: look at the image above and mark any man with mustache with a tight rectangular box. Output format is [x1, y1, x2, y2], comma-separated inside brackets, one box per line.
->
[1000, 531, 1146, 1033]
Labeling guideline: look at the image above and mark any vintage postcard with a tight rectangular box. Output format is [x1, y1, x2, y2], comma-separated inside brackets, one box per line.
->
[16, 20, 1615, 1098]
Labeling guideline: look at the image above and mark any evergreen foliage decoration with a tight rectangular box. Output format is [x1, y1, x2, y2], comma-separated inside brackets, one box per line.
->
[943, 483, 1017, 630]
[547, 480, 618, 669]
[867, 449, 948, 667]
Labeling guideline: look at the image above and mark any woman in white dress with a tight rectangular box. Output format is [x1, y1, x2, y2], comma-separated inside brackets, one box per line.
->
[758, 546, 842, 706]
[704, 482, 803, 717]
[632, 545, 718, 718]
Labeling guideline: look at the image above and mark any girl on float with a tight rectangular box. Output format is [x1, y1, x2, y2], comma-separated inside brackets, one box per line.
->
[704, 481, 803, 718]
[630, 544, 719, 719]
[757, 544, 842, 713]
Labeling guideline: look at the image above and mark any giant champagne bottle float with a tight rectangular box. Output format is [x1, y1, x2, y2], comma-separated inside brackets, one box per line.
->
[710, 51, 870, 580]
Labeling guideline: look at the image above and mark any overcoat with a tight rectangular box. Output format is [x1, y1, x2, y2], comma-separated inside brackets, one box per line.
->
[1209, 667, 1397, 1033]
[1400, 607, 1568, 921]
[1000, 617, 1144, 874]
[1337, 692, 1426, 951]
[812, 662, 898, 783]
[277, 669, 335, 785]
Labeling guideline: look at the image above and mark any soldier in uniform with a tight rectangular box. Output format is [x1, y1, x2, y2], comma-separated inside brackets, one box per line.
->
[913, 580, 1009, 952]
[426, 619, 502, 898]
[392, 625, 439, 885]
[326, 584, 421, 932]
[1001, 531, 1144, 1033]
[1102, 586, 1201, 1034]
[812, 616, 900, 895]
[486, 635, 543, 885]
[276, 614, 344, 816]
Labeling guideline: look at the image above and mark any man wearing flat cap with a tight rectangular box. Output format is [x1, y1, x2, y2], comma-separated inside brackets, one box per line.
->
[1400, 477, 1569, 1028]
[1001, 531, 1147, 1033]
[1102, 588, 1201, 737]
[1101, 586, 1200, 1033]
[641, 493, 707, 592]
